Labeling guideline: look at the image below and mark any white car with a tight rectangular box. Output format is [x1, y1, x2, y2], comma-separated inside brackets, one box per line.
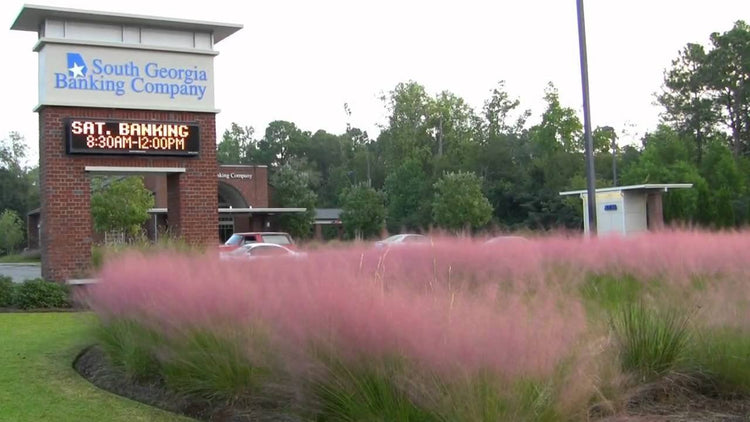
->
[374, 234, 429, 248]
[484, 235, 528, 245]
[220, 242, 304, 261]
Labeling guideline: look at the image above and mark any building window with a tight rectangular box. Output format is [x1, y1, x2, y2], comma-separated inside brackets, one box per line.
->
[219, 216, 234, 243]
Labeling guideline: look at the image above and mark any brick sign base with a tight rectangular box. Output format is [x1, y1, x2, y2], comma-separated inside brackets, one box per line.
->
[39, 106, 218, 282]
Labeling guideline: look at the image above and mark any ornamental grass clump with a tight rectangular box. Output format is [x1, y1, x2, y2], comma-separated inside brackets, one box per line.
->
[611, 302, 692, 381]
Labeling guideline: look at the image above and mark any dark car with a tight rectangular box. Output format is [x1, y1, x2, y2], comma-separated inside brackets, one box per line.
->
[219, 232, 295, 252]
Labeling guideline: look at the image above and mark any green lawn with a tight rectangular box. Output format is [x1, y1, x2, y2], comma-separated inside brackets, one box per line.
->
[0, 254, 40, 263]
[0, 312, 192, 422]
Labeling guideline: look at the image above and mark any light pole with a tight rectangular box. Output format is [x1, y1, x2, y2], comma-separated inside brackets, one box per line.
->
[576, 0, 597, 235]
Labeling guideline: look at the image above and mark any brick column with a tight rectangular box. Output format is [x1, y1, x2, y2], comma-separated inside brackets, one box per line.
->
[647, 192, 664, 231]
[39, 107, 93, 281]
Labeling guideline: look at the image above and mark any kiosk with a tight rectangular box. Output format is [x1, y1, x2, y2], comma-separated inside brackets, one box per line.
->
[559, 184, 692, 236]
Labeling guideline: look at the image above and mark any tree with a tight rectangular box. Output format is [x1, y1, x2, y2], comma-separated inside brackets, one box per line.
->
[90, 176, 155, 237]
[659, 21, 750, 159]
[700, 140, 746, 227]
[0, 209, 24, 255]
[432, 171, 492, 232]
[217, 123, 255, 164]
[270, 163, 317, 239]
[705, 21, 750, 157]
[339, 183, 386, 239]
[529, 83, 583, 154]
[658, 43, 717, 164]
[620, 126, 708, 223]
[0, 132, 38, 217]
[383, 159, 432, 233]
[254, 121, 310, 168]
[377, 81, 438, 176]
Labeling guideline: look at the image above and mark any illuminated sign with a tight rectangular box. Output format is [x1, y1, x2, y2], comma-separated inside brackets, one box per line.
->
[65, 119, 200, 156]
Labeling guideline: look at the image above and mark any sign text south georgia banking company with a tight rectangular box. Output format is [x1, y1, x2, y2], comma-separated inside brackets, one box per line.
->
[55, 52, 208, 100]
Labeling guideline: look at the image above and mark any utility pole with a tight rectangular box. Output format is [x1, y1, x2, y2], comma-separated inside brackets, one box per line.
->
[437, 115, 443, 157]
[577, 0, 597, 235]
[612, 133, 618, 187]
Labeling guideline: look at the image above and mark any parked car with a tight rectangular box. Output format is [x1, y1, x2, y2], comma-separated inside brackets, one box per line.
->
[374, 233, 429, 248]
[220, 232, 295, 252]
[484, 235, 529, 245]
[220, 242, 303, 261]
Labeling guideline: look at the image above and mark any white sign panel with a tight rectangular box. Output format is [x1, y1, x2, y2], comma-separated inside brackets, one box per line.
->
[39, 44, 215, 112]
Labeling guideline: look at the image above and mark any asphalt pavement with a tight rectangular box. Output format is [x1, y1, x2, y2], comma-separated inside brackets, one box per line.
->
[0, 264, 42, 283]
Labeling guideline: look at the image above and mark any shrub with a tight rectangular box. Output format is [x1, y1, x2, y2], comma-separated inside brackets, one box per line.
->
[0, 275, 14, 307]
[611, 302, 691, 381]
[13, 279, 70, 309]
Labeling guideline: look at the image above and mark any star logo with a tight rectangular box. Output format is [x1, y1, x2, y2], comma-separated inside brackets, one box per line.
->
[66, 53, 87, 78]
[69, 62, 85, 78]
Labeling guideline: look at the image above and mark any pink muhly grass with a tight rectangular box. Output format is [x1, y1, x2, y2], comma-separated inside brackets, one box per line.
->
[532, 229, 750, 287]
[87, 242, 585, 381]
[85, 229, 750, 387]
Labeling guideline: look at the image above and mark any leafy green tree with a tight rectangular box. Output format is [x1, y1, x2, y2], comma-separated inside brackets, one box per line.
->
[700, 140, 746, 226]
[520, 85, 586, 229]
[432, 171, 492, 232]
[430, 90, 482, 174]
[378, 81, 435, 170]
[620, 126, 708, 223]
[90, 176, 155, 237]
[482, 81, 530, 138]
[383, 159, 432, 232]
[270, 163, 317, 239]
[254, 121, 310, 168]
[529, 83, 583, 155]
[217, 123, 255, 164]
[0, 209, 24, 255]
[339, 183, 386, 239]
[0, 132, 38, 217]
[474, 83, 533, 229]
[302, 130, 349, 207]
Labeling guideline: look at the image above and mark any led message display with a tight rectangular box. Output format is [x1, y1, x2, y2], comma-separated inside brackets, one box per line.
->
[66, 119, 200, 156]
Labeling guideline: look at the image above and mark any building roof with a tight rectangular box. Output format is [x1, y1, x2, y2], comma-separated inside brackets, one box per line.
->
[559, 184, 693, 196]
[315, 208, 342, 220]
[11, 4, 242, 43]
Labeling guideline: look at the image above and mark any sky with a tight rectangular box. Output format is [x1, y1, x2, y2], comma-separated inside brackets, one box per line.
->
[2, 0, 749, 165]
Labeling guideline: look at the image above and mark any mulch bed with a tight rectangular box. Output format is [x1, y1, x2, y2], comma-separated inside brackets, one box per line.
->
[595, 373, 750, 421]
[73, 345, 302, 422]
[74, 345, 749, 421]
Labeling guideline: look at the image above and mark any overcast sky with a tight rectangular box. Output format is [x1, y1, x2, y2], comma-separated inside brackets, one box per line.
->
[2, 0, 749, 164]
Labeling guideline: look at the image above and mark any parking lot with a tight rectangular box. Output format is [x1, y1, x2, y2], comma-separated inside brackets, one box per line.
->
[0, 264, 42, 283]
